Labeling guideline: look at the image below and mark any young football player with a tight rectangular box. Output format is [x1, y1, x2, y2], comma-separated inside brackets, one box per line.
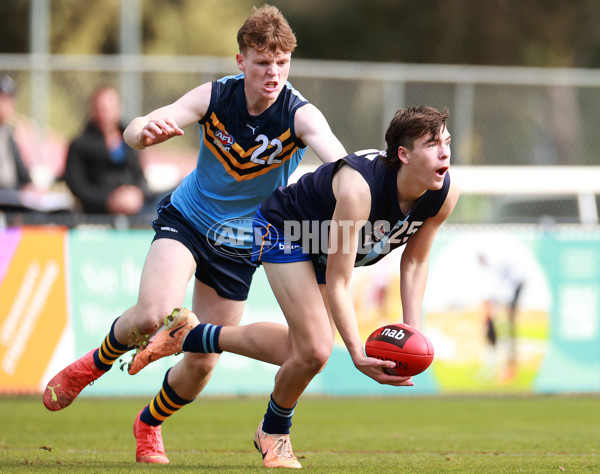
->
[130, 106, 459, 468]
[43, 5, 346, 467]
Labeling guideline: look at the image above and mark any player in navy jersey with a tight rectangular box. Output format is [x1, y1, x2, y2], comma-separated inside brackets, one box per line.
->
[129, 106, 460, 468]
[42, 5, 346, 468]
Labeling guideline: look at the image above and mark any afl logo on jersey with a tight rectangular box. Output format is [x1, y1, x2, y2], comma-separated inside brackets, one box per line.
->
[215, 130, 235, 146]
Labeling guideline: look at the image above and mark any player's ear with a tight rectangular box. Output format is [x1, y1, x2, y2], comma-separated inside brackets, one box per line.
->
[398, 146, 410, 165]
[236, 53, 245, 72]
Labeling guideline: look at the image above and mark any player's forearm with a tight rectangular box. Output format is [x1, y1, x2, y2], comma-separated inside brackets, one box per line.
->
[327, 285, 363, 360]
[399, 259, 429, 329]
[123, 117, 148, 150]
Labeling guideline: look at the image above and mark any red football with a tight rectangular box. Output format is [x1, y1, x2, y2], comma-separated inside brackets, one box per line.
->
[365, 323, 434, 376]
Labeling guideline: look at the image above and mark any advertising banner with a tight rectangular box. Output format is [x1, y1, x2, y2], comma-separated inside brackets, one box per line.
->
[1, 225, 598, 396]
[0, 227, 68, 393]
[424, 227, 599, 393]
[68, 229, 188, 395]
[67, 228, 285, 396]
[533, 230, 600, 392]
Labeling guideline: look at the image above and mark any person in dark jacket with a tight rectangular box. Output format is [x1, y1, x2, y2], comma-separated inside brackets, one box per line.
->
[65, 85, 151, 215]
[0, 75, 33, 192]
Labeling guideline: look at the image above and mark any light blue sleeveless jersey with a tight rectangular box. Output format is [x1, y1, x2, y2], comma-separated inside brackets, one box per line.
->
[171, 74, 308, 248]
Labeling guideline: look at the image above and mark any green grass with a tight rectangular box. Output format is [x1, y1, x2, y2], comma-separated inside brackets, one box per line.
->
[1, 395, 599, 472]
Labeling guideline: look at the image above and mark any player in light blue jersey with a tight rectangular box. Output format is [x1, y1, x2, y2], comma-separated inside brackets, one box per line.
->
[42, 5, 346, 467]
[172, 71, 314, 248]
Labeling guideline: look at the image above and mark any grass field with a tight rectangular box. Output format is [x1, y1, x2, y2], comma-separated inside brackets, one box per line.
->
[1, 395, 599, 472]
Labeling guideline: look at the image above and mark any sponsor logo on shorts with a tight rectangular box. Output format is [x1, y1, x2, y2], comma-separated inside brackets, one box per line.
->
[206, 216, 424, 260]
[160, 226, 179, 233]
[206, 217, 279, 258]
[278, 242, 302, 252]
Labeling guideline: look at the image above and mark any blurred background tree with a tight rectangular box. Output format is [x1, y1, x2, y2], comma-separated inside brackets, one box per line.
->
[2, 0, 600, 68]
[0, 1, 30, 53]
[279, 0, 600, 68]
[0, 0, 254, 55]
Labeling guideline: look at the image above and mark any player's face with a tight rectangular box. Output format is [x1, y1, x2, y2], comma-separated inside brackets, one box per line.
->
[237, 48, 291, 105]
[402, 126, 451, 190]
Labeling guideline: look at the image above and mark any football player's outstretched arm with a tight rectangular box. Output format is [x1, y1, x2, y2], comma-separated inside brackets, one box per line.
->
[294, 103, 347, 164]
[400, 180, 460, 329]
[325, 166, 413, 387]
[124, 82, 212, 150]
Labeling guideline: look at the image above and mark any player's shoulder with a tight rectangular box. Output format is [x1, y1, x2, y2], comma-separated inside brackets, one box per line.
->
[333, 160, 371, 201]
[210, 74, 243, 100]
[294, 102, 327, 132]
[283, 80, 308, 103]
[444, 173, 460, 206]
[346, 149, 384, 162]
[215, 73, 244, 86]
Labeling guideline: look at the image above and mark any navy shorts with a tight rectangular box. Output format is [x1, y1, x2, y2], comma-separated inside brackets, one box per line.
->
[251, 207, 326, 284]
[152, 196, 257, 301]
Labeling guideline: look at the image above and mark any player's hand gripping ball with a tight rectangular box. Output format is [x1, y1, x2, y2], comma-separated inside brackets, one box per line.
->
[365, 323, 434, 376]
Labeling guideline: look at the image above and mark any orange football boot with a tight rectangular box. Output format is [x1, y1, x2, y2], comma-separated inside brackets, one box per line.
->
[43, 349, 105, 411]
[133, 410, 169, 464]
[128, 308, 199, 375]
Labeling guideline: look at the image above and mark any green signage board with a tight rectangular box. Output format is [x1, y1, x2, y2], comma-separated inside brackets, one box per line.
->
[65, 226, 600, 397]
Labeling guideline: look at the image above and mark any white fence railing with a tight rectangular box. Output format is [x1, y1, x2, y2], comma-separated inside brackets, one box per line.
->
[2, 53, 600, 224]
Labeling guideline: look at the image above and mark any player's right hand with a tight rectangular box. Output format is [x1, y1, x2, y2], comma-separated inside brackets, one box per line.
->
[139, 118, 184, 147]
[354, 354, 415, 387]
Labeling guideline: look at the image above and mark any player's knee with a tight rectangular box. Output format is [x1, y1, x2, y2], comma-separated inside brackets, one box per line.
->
[182, 352, 219, 377]
[131, 304, 177, 335]
[314, 346, 333, 373]
[297, 345, 332, 375]
[134, 319, 160, 335]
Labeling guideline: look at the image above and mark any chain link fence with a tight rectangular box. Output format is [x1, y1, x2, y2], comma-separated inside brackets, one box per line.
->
[1, 55, 600, 225]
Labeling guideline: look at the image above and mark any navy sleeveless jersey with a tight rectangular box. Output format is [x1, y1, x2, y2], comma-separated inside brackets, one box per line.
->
[259, 149, 450, 267]
[171, 74, 309, 248]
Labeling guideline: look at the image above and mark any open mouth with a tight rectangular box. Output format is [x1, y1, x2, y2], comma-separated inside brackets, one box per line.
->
[435, 167, 448, 177]
[265, 81, 278, 91]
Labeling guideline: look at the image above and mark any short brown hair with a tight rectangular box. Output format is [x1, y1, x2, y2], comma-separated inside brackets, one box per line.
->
[237, 5, 297, 54]
[382, 106, 449, 170]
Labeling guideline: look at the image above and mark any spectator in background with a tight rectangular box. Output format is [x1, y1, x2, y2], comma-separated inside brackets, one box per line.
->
[65, 85, 151, 215]
[477, 252, 525, 382]
[0, 75, 33, 193]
